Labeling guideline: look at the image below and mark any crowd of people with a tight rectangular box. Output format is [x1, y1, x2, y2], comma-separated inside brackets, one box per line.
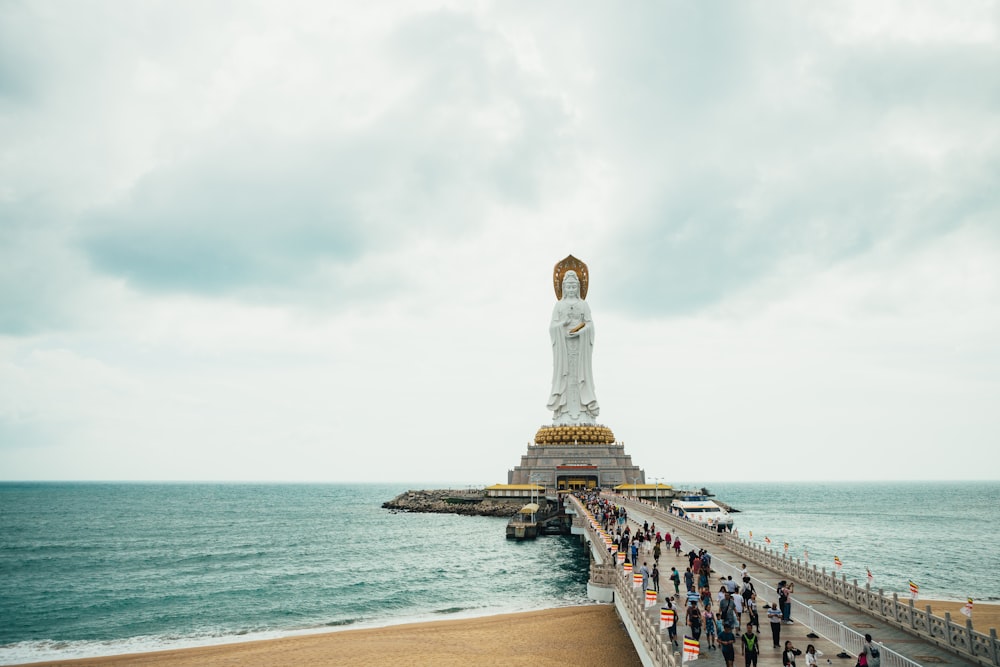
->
[577, 491, 881, 667]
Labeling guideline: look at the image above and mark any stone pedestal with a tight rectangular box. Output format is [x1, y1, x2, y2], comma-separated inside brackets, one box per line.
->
[507, 424, 644, 490]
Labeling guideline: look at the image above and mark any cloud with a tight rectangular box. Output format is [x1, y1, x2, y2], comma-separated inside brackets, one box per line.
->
[1, 1, 998, 482]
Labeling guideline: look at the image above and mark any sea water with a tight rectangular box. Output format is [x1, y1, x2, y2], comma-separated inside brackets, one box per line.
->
[0, 483, 588, 665]
[704, 481, 1000, 603]
[1, 481, 997, 664]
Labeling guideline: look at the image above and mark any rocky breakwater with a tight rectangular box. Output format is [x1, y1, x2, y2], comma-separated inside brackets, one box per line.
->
[382, 489, 521, 518]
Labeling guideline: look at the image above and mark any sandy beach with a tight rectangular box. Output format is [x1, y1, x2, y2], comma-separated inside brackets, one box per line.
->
[16, 600, 999, 667]
[19, 605, 642, 667]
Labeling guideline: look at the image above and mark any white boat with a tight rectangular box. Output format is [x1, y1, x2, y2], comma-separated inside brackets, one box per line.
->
[670, 495, 734, 531]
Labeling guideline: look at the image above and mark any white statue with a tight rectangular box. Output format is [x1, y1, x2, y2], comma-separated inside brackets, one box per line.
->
[547, 266, 600, 424]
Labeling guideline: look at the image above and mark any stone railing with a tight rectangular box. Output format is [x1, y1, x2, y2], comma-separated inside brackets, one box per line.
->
[568, 495, 679, 667]
[724, 539, 1000, 667]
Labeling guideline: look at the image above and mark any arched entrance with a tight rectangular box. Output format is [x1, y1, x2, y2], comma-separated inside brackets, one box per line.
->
[557, 475, 598, 490]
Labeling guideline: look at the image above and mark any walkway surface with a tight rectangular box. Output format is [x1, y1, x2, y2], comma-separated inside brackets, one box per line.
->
[608, 496, 978, 667]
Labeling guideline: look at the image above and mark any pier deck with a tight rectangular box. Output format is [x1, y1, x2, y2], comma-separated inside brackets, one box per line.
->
[571, 494, 984, 667]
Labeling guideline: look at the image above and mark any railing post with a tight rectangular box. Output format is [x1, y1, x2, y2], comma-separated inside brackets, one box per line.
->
[989, 628, 997, 667]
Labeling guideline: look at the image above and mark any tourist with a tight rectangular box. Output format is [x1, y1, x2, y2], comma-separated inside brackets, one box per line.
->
[631, 541, 639, 566]
[740, 563, 749, 580]
[746, 592, 760, 633]
[742, 577, 756, 603]
[664, 598, 679, 648]
[720, 589, 737, 629]
[779, 581, 794, 623]
[767, 602, 783, 648]
[653, 541, 661, 563]
[640, 561, 651, 591]
[687, 602, 702, 641]
[725, 575, 739, 594]
[732, 587, 745, 625]
[687, 589, 700, 608]
[703, 605, 718, 649]
[804, 644, 822, 667]
[651, 564, 660, 592]
[670, 567, 681, 597]
[742, 622, 760, 667]
[698, 565, 710, 591]
[862, 633, 881, 667]
[673, 537, 682, 555]
[783, 640, 802, 667]
[684, 567, 695, 593]
[718, 621, 737, 667]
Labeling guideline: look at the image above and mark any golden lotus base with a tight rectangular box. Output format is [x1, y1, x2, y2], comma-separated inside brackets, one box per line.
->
[534, 424, 615, 445]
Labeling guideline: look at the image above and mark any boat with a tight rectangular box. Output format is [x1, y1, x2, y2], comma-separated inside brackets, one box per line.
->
[506, 502, 541, 540]
[669, 495, 734, 531]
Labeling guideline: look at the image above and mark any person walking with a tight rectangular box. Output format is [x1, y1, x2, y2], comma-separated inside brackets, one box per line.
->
[684, 567, 695, 593]
[742, 622, 760, 667]
[862, 634, 881, 667]
[767, 602, 783, 648]
[747, 592, 760, 633]
[670, 567, 681, 597]
[640, 562, 650, 592]
[703, 605, 718, 650]
[687, 602, 703, 642]
[804, 644, 822, 667]
[664, 598, 679, 648]
[651, 564, 660, 592]
[719, 622, 737, 667]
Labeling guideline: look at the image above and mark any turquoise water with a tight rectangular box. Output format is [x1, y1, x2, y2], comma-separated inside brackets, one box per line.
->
[0, 483, 589, 664]
[1, 481, 997, 664]
[704, 481, 1000, 602]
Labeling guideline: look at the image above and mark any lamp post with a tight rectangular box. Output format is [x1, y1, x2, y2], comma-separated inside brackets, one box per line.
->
[653, 476, 660, 505]
[632, 476, 638, 499]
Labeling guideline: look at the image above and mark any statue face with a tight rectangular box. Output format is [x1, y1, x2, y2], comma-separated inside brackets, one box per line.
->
[563, 272, 580, 298]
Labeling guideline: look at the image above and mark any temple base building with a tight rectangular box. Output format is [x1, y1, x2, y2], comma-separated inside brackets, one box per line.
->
[506, 424, 644, 491]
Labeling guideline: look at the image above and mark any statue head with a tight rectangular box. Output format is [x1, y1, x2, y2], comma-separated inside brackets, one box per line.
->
[562, 271, 580, 299]
[552, 255, 589, 299]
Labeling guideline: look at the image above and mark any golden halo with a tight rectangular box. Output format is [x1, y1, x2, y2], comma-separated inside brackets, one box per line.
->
[553, 255, 590, 300]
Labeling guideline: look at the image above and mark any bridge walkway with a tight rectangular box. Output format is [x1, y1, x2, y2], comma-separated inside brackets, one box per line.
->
[570, 494, 983, 667]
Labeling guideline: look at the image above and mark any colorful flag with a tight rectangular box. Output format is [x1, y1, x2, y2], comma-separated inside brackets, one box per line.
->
[661, 607, 676, 630]
[783, 542, 789, 553]
[683, 637, 700, 662]
[634, 572, 644, 589]
[646, 588, 658, 608]
[834, 555, 843, 569]
[617, 551, 626, 564]
[961, 598, 973, 618]
[866, 567, 874, 582]
[909, 580, 919, 598]
[749, 530, 753, 540]
[624, 562, 633, 574]
[764, 536, 771, 545]
[804, 547, 810, 562]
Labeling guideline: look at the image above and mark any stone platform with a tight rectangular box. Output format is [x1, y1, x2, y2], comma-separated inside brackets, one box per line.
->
[508, 423, 644, 490]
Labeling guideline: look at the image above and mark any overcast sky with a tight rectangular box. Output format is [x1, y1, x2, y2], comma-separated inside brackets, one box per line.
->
[2, 1, 998, 484]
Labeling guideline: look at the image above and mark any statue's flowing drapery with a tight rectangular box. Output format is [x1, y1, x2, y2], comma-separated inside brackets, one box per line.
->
[547, 277, 600, 425]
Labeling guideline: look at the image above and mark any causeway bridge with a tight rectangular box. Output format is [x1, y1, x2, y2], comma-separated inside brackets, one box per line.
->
[565, 493, 997, 667]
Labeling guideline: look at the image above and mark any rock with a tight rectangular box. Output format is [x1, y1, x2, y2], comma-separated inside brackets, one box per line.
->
[382, 489, 524, 518]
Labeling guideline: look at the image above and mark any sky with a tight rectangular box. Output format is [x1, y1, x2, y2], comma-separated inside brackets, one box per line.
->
[1, 1, 998, 484]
